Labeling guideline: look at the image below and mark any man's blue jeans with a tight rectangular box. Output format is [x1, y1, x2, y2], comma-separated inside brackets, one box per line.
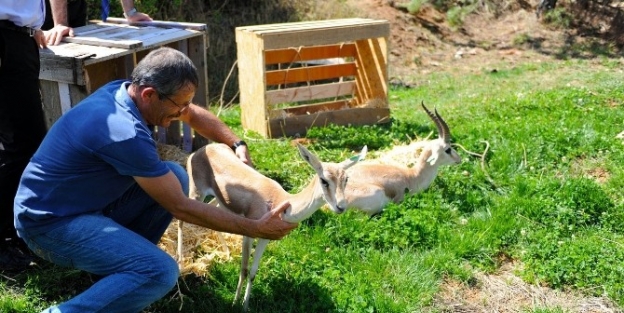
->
[21, 161, 189, 313]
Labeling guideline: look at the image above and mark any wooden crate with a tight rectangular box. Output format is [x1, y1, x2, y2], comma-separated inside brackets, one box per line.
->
[38, 18, 209, 152]
[235, 18, 391, 138]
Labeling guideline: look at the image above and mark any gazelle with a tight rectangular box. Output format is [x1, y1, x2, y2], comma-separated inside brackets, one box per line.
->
[345, 103, 462, 216]
[182, 142, 366, 311]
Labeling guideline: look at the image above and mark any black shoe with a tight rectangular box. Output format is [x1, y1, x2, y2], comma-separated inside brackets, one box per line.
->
[0, 238, 35, 271]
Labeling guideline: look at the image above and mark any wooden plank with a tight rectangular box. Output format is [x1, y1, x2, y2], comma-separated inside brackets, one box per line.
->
[84, 57, 127, 93]
[262, 23, 389, 50]
[264, 43, 356, 65]
[237, 18, 381, 32]
[71, 24, 107, 35]
[166, 120, 182, 147]
[139, 29, 202, 48]
[58, 83, 72, 114]
[68, 84, 88, 108]
[41, 42, 130, 67]
[355, 37, 388, 104]
[123, 54, 135, 77]
[62, 25, 143, 49]
[265, 63, 356, 86]
[280, 100, 350, 116]
[245, 20, 389, 50]
[187, 34, 210, 150]
[72, 24, 120, 36]
[103, 17, 207, 31]
[39, 55, 78, 84]
[236, 28, 270, 137]
[267, 107, 391, 138]
[62, 36, 142, 49]
[162, 40, 187, 149]
[39, 52, 95, 85]
[266, 81, 355, 105]
[40, 80, 63, 129]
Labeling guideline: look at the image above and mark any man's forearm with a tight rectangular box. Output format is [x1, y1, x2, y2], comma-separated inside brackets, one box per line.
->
[50, 0, 69, 26]
[120, 0, 137, 15]
[186, 105, 241, 147]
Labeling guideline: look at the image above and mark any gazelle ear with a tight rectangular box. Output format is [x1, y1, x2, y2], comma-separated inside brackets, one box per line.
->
[339, 145, 367, 169]
[426, 151, 439, 166]
[297, 143, 324, 174]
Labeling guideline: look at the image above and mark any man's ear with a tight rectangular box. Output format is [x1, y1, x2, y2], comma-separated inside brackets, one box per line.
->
[139, 86, 158, 103]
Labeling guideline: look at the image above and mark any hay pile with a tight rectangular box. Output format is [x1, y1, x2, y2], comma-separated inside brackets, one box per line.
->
[156, 143, 243, 276]
[159, 218, 242, 276]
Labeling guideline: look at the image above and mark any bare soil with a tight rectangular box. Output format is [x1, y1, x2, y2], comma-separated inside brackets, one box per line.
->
[348, 0, 623, 85]
[343, 0, 623, 312]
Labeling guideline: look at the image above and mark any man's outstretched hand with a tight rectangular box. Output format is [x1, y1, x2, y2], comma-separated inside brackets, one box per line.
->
[254, 201, 298, 240]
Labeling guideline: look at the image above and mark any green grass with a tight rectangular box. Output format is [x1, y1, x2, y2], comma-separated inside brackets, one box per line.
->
[3, 58, 624, 312]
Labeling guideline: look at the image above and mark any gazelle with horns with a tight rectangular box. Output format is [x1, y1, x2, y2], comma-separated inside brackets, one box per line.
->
[345, 103, 462, 216]
[182, 142, 366, 311]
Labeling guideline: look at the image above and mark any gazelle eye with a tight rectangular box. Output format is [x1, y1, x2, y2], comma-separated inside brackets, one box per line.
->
[445, 147, 452, 154]
[320, 178, 329, 188]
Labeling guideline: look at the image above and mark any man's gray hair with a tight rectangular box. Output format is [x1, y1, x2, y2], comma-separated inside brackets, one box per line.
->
[131, 47, 199, 97]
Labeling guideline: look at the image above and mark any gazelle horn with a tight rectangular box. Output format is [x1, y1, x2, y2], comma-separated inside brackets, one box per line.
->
[421, 102, 451, 143]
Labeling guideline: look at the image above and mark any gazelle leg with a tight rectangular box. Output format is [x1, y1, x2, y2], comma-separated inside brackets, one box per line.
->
[234, 236, 253, 305]
[176, 220, 184, 266]
[242, 238, 270, 312]
[207, 198, 231, 256]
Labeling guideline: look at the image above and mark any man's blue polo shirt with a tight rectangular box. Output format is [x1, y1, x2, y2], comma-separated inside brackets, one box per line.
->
[14, 80, 170, 236]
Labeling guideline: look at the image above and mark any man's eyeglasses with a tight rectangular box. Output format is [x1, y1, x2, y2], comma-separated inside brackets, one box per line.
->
[160, 93, 190, 115]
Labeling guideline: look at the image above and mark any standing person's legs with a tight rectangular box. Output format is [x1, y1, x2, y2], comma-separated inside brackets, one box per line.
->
[0, 28, 47, 267]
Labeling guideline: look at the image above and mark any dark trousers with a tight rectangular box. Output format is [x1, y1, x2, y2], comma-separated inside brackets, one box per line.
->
[42, 0, 88, 30]
[0, 27, 48, 240]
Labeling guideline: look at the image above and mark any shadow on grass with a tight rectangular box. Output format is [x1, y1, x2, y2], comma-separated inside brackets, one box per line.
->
[1, 261, 95, 308]
[148, 264, 337, 313]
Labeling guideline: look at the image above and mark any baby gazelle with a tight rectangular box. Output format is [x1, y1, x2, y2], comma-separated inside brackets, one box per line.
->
[345, 103, 462, 216]
[183, 143, 366, 311]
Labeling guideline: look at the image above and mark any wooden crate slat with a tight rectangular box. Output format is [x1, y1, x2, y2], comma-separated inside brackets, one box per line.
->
[268, 108, 391, 138]
[280, 100, 350, 116]
[125, 27, 185, 43]
[261, 23, 390, 50]
[238, 18, 380, 32]
[354, 38, 388, 104]
[103, 17, 208, 31]
[98, 28, 141, 40]
[265, 63, 356, 86]
[62, 36, 142, 49]
[139, 29, 203, 48]
[237, 29, 270, 137]
[264, 43, 356, 65]
[39, 55, 80, 85]
[71, 24, 118, 36]
[94, 26, 160, 40]
[266, 81, 355, 105]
